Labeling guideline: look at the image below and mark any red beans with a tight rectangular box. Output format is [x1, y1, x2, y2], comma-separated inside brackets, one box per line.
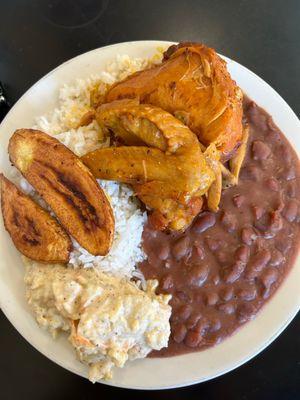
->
[184, 330, 202, 347]
[160, 274, 174, 291]
[276, 238, 292, 254]
[194, 318, 210, 334]
[237, 285, 257, 301]
[138, 94, 300, 360]
[260, 268, 278, 298]
[256, 210, 283, 234]
[235, 245, 250, 263]
[172, 236, 190, 259]
[218, 302, 235, 315]
[247, 103, 268, 131]
[175, 305, 192, 321]
[253, 210, 282, 236]
[241, 164, 260, 181]
[188, 264, 209, 287]
[216, 250, 228, 264]
[205, 237, 221, 251]
[237, 303, 256, 323]
[270, 249, 284, 267]
[253, 249, 272, 268]
[220, 211, 237, 232]
[186, 313, 202, 329]
[287, 181, 296, 198]
[282, 200, 298, 222]
[275, 198, 285, 212]
[266, 116, 277, 131]
[252, 140, 271, 160]
[265, 178, 279, 192]
[209, 317, 221, 332]
[139, 98, 300, 358]
[223, 261, 246, 283]
[245, 249, 271, 279]
[241, 227, 257, 245]
[266, 128, 281, 141]
[212, 274, 221, 285]
[220, 286, 234, 301]
[157, 242, 170, 260]
[193, 240, 205, 259]
[269, 211, 283, 233]
[281, 145, 292, 163]
[192, 212, 216, 234]
[176, 291, 192, 304]
[252, 205, 265, 220]
[205, 291, 219, 306]
[232, 194, 245, 208]
[281, 167, 296, 181]
[172, 324, 187, 343]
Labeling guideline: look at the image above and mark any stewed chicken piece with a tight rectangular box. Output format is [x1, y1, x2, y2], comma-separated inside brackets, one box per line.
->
[82, 99, 215, 231]
[105, 43, 243, 159]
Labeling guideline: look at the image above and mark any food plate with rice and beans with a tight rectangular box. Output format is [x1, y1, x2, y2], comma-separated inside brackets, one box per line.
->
[0, 41, 299, 389]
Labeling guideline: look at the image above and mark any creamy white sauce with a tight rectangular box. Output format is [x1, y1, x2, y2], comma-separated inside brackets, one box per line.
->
[24, 259, 171, 382]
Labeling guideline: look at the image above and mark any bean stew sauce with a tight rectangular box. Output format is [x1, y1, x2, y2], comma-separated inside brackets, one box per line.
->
[140, 97, 300, 357]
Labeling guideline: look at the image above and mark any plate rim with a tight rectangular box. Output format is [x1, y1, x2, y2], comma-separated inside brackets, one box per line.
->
[0, 40, 299, 390]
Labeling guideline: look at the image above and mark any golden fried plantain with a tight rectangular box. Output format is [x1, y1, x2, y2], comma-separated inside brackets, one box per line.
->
[105, 43, 243, 158]
[0, 174, 72, 262]
[9, 129, 114, 256]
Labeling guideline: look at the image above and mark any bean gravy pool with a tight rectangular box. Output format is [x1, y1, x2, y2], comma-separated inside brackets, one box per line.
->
[140, 97, 300, 357]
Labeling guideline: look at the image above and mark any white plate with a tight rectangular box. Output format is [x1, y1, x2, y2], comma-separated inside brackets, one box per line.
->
[0, 41, 299, 390]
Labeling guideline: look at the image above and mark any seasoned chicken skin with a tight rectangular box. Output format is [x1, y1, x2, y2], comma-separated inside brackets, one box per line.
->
[9, 129, 114, 256]
[105, 43, 243, 158]
[82, 100, 215, 231]
[0, 174, 71, 262]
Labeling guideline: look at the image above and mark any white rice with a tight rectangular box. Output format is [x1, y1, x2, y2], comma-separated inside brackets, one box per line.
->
[69, 180, 147, 279]
[11, 53, 164, 280]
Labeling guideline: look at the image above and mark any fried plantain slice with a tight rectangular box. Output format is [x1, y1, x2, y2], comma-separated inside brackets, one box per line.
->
[0, 174, 72, 262]
[9, 129, 114, 256]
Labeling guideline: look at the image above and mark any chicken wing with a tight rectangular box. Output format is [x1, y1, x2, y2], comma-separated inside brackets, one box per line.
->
[82, 100, 215, 230]
[105, 43, 243, 159]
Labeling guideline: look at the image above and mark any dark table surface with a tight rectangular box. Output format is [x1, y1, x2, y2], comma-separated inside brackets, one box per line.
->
[0, 1, 299, 399]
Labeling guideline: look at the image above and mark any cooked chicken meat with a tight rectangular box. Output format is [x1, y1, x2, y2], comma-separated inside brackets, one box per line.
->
[0, 174, 71, 262]
[24, 260, 171, 382]
[9, 129, 114, 256]
[105, 43, 243, 158]
[82, 100, 215, 231]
